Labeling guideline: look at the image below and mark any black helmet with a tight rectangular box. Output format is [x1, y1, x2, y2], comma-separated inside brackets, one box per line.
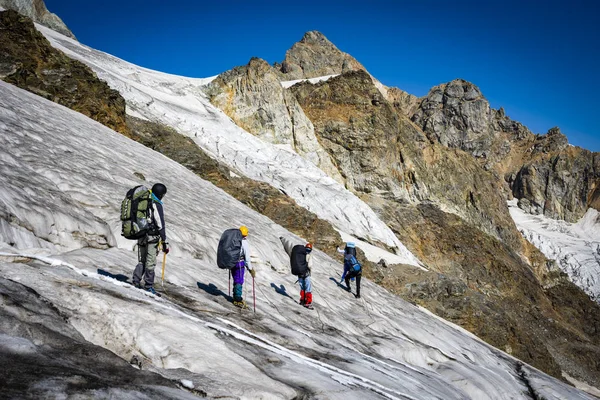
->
[152, 183, 167, 199]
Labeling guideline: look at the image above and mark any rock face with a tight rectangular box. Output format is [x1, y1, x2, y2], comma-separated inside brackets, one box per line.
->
[385, 86, 420, 116]
[509, 134, 600, 222]
[0, 9, 128, 135]
[412, 79, 600, 222]
[275, 31, 365, 80]
[0, 0, 75, 38]
[205, 57, 342, 181]
[206, 31, 422, 187]
[412, 79, 496, 156]
[291, 70, 520, 248]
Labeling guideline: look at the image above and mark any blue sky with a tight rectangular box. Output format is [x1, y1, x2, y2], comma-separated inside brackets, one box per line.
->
[46, 0, 599, 151]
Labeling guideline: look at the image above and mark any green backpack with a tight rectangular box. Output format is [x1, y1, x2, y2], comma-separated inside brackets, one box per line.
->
[120, 185, 153, 239]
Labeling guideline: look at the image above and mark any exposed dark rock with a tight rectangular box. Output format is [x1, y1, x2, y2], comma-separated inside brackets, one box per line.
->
[0, 0, 75, 38]
[0, 9, 128, 135]
[412, 79, 496, 156]
[509, 137, 599, 221]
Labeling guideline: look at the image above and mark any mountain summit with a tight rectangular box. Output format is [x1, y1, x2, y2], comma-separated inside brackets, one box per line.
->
[276, 30, 365, 80]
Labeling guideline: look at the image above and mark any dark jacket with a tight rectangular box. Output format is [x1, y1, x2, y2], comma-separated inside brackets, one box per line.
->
[149, 194, 166, 242]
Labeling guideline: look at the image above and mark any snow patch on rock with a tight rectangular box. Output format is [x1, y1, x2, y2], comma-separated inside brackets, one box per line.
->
[280, 74, 339, 88]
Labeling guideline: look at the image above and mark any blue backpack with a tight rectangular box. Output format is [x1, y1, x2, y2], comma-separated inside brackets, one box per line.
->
[345, 254, 361, 272]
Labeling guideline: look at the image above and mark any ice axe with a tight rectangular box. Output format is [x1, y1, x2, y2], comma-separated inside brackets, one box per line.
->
[161, 253, 167, 285]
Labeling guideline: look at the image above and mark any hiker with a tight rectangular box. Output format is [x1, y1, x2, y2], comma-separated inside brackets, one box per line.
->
[280, 237, 313, 308]
[131, 183, 169, 295]
[217, 226, 255, 308]
[338, 242, 362, 298]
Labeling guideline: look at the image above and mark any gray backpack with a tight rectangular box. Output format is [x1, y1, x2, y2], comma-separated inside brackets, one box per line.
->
[217, 229, 243, 269]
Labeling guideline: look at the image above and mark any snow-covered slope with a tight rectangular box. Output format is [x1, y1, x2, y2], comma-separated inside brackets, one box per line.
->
[32, 24, 419, 267]
[0, 76, 595, 398]
[509, 200, 600, 302]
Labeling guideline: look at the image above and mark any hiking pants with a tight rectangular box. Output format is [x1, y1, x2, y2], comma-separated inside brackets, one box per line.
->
[345, 270, 362, 297]
[298, 276, 312, 293]
[133, 235, 160, 289]
[231, 261, 246, 301]
[299, 275, 312, 304]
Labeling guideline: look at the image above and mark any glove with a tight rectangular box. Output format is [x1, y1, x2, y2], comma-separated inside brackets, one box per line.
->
[162, 242, 170, 254]
[249, 269, 256, 278]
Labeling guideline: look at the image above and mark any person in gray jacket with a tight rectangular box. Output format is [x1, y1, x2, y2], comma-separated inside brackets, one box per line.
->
[280, 236, 313, 308]
[132, 183, 169, 296]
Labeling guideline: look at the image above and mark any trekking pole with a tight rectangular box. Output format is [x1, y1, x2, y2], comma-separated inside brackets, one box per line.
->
[252, 276, 256, 313]
[228, 271, 231, 297]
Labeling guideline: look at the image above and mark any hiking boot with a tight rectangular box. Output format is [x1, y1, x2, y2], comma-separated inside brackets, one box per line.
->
[233, 300, 247, 309]
[145, 287, 161, 297]
[133, 283, 143, 289]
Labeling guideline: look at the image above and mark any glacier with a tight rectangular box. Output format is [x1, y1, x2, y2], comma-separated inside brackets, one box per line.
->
[0, 72, 596, 398]
[508, 200, 600, 303]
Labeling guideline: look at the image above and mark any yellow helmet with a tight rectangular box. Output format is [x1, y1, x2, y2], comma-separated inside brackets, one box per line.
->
[239, 225, 249, 237]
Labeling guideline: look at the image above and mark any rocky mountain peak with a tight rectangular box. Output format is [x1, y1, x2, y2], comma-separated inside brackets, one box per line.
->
[531, 126, 569, 154]
[299, 30, 334, 46]
[0, 0, 75, 38]
[442, 78, 484, 101]
[412, 78, 493, 154]
[277, 30, 365, 80]
[547, 126, 563, 136]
